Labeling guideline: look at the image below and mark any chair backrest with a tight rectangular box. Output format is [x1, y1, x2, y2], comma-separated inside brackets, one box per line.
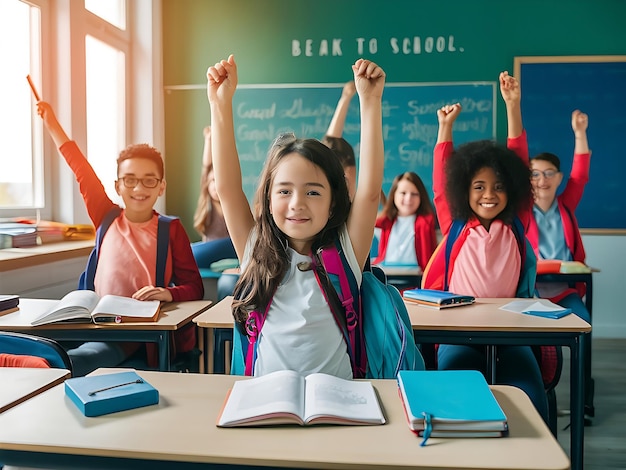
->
[0, 331, 73, 374]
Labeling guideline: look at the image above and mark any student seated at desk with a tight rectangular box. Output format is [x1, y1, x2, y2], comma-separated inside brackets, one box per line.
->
[422, 72, 549, 424]
[191, 126, 237, 270]
[373, 172, 437, 277]
[36, 101, 203, 377]
[526, 110, 592, 326]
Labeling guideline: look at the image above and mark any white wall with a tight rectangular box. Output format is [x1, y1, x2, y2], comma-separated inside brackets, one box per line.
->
[582, 234, 626, 338]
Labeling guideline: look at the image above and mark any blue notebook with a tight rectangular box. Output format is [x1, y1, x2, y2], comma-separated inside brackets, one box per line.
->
[65, 371, 159, 417]
[397, 370, 508, 445]
[402, 288, 475, 309]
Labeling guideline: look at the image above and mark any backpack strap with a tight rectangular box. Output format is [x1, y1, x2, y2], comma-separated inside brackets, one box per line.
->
[156, 215, 176, 287]
[318, 241, 367, 378]
[78, 207, 122, 290]
[243, 303, 271, 376]
[443, 220, 465, 291]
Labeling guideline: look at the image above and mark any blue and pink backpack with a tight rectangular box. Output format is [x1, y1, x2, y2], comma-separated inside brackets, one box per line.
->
[231, 239, 425, 379]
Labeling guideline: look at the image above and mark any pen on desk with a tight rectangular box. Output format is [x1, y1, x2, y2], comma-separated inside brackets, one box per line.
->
[95, 316, 122, 323]
[88, 379, 144, 396]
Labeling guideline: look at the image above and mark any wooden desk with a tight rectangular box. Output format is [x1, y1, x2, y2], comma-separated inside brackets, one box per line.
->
[0, 368, 70, 413]
[0, 299, 212, 371]
[193, 299, 234, 374]
[406, 298, 590, 470]
[0, 370, 570, 470]
[197, 295, 588, 470]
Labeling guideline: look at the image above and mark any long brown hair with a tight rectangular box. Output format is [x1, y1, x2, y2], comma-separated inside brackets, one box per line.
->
[192, 162, 214, 238]
[381, 171, 434, 220]
[232, 134, 351, 328]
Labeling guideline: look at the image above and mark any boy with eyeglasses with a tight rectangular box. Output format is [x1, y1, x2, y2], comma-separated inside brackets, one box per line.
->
[36, 101, 203, 376]
[527, 109, 590, 298]
[526, 109, 593, 413]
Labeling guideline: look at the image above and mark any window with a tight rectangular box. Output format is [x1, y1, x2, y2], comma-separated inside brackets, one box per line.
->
[0, 0, 162, 223]
[0, 0, 44, 212]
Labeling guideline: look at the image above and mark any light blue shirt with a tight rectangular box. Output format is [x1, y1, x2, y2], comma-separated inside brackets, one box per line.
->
[533, 200, 572, 261]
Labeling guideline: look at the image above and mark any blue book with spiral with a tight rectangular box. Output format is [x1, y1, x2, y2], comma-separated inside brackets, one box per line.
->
[65, 371, 159, 417]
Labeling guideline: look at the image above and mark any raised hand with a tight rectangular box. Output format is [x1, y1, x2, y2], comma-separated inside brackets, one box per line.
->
[206, 54, 238, 104]
[499, 71, 521, 105]
[437, 103, 462, 125]
[352, 58, 386, 99]
[571, 109, 589, 135]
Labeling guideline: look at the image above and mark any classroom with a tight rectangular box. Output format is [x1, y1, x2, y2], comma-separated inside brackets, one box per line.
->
[1, 0, 625, 469]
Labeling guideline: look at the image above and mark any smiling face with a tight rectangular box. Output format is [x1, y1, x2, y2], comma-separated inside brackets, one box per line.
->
[393, 178, 421, 217]
[269, 153, 333, 255]
[530, 159, 563, 206]
[468, 166, 507, 230]
[115, 157, 165, 222]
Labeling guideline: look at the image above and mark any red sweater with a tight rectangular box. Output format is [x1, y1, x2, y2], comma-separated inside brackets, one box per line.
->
[373, 212, 437, 268]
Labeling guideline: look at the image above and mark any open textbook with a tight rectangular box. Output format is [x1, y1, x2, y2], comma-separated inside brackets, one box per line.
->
[217, 370, 386, 427]
[31, 290, 161, 326]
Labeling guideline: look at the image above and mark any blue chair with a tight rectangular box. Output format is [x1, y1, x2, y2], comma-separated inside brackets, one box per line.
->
[0, 331, 73, 374]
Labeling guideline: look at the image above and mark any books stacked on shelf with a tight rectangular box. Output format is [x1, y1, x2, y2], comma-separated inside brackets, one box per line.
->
[0, 223, 38, 248]
[402, 288, 475, 309]
[217, 370, 386, 427]
[65, 370, 159, 417]
[397, 370, 508, 445]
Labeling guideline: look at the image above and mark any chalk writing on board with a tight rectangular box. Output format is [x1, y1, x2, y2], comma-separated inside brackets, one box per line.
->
[232, 83, 495, 202]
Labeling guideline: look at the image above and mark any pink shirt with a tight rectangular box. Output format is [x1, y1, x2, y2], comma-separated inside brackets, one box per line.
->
[449, 220, 521, 298]
[95, 213, 173, 296]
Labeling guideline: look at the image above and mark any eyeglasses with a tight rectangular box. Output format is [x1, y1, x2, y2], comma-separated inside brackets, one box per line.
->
[118, 176, 162, 188]
[530, 170, 559, 180]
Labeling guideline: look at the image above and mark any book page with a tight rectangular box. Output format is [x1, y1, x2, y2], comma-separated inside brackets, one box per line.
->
[303, 374, 385, 425]
[91, 295, 160, 320]
[499, 299, 567, 314]
[31, 290, 100, 325]
[217, 370, 304, 426]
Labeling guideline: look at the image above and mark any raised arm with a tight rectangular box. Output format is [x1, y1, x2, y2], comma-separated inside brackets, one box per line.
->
[562, 110, 591, 209]
[207, 54, 254, 261]
[36, 101, 114, 227]
[499, 71, 523, 139]
[326, 81, 356, 137]
[433, 103, 461, 234]
[36, 101, 70, 148]
[572, 110, 590, 155]
[346, 59, 385, 268]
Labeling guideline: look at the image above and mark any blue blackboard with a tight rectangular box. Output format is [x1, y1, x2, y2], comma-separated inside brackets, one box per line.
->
[232, 83, 495, 202]
[515, 56, 626, 231]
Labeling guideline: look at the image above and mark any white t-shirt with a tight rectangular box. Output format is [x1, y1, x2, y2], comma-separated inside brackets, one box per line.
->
[242, 226, 360, 379]
[385, 215, 418, 266]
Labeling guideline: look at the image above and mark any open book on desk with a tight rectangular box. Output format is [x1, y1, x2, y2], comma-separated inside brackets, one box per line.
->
[217, 370, 386, 427]
[31, 290, 160, 326]
[397, 370, 508, 444]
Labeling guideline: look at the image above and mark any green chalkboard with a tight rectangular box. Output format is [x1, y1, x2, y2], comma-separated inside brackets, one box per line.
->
[231, 82, 495, 202]
[515, 56, 626, 231]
